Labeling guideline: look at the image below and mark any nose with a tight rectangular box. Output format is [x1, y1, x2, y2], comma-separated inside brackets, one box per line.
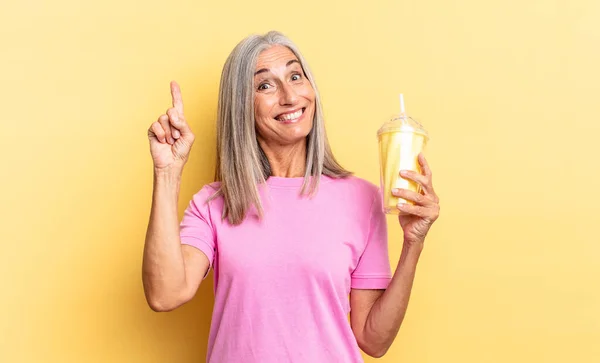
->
[278, 82, 298, 106]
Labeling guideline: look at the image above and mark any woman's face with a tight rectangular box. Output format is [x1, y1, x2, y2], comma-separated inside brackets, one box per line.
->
[253, 45, 315, 147]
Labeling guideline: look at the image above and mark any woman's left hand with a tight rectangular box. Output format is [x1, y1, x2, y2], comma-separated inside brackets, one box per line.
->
[392, 153, 440, 248]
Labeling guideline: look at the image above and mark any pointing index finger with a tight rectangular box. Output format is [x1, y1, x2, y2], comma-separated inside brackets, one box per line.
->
[170, 81, 184, 115]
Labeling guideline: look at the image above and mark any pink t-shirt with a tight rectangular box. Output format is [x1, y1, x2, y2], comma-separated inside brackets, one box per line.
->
[179, 175, 392, 363]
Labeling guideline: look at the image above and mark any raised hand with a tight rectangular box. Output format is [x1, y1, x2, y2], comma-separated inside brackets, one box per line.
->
[147, 81, 195, 171]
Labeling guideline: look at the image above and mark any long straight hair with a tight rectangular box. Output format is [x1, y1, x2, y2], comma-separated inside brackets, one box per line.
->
[211, 31, 351, 225]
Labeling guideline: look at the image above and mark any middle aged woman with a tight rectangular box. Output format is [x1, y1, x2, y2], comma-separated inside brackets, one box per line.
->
[143, 30, 440, 363]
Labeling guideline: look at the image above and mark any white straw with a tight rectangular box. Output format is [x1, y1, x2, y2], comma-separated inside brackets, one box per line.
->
[399, 94, 405, 114]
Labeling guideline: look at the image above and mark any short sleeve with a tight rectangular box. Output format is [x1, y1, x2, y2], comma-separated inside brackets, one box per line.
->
[351, 189, 392, 289]
[180, 186, 217, 279]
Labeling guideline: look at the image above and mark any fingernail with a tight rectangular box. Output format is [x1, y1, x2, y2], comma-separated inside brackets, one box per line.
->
[169, 137, 174, 144]
[392, 188, 399, 194]
[173, 130, 180, 138]
[400, 170, 407, 176]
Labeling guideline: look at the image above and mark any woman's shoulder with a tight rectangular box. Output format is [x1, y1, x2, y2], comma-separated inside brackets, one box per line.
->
[201, 181, 222, 194]
[323, 174, 380, 198]
[322, 175, 381, 216]
[188, 181, 223, 205]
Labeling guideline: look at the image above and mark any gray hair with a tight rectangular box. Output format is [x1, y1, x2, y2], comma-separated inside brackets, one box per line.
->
[211, 30, 351, 225]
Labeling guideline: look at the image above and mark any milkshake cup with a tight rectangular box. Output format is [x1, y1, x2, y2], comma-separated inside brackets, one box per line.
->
[377, 94, 429, 214]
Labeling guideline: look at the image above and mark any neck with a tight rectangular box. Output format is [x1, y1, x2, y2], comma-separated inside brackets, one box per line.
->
[258, 138, 307, 178]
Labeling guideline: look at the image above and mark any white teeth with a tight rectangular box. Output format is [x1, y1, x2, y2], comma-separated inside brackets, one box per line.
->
[277, 109, 303, 121]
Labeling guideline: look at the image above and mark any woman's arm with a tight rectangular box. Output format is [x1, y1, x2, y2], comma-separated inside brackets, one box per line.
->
[143, 81, 209, 312]
[351, 153, 439, 357]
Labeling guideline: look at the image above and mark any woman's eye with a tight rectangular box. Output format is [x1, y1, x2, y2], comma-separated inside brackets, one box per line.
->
[291, 74, 302, 81]
[258, 83, 271, 90]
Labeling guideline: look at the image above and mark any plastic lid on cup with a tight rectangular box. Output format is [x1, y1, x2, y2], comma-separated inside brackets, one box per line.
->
[377, 94, 429, 137]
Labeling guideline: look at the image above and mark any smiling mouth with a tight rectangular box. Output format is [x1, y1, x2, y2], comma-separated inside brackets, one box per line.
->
[275, 108, 306, 123]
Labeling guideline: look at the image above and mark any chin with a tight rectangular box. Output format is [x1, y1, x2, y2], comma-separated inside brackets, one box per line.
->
[276, 125, 311, 145]
[283, 116, 313, 141]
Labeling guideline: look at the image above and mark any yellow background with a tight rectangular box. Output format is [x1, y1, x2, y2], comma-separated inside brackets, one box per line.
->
[1, 0, 599, 362]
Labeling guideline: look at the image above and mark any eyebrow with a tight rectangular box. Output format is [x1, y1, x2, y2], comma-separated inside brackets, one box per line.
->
[254, 59, 300, 76]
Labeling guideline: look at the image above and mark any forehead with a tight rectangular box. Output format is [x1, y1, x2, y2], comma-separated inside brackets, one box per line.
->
[255, 45, 299, 69]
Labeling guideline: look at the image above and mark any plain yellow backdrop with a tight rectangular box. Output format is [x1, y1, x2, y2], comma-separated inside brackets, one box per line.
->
[1, 0, 599, 362]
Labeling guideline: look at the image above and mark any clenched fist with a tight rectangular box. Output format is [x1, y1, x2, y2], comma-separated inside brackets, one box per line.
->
[148, 81, 195, 171]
